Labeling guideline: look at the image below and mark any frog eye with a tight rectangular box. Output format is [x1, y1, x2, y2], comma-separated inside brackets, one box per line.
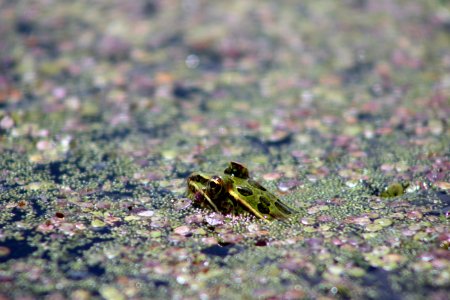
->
[207, 176, 224, 197]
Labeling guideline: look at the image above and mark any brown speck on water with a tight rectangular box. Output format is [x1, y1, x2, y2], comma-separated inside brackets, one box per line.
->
[0, 246, 11, 257]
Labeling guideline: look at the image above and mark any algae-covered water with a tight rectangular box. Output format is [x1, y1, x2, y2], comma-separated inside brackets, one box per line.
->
[0, 1, 449, 299]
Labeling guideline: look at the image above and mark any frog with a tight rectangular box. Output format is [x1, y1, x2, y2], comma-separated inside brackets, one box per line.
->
[186, 161, 296, 222]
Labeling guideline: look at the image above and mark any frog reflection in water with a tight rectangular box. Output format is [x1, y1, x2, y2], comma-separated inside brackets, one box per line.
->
[187, 162, 296, 222]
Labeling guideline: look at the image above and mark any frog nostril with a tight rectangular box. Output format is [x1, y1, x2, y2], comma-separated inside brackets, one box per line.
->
[248, 179, 267, 191]
[275, 200, 294, 214]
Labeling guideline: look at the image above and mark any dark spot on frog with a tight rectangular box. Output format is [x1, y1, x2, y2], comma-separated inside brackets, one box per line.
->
[257, 203, 270, 214]
[260, 196, 271, 206]
[237, 186, 253, 196]
[248, 179, 267, 191]
[275, 200, 293, 215]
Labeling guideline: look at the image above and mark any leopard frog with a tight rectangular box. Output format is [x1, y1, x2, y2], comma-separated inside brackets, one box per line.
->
[187, 161, 296, 222]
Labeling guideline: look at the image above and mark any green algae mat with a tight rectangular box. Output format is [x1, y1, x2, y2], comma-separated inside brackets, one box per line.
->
[0, 1, 449, 299]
